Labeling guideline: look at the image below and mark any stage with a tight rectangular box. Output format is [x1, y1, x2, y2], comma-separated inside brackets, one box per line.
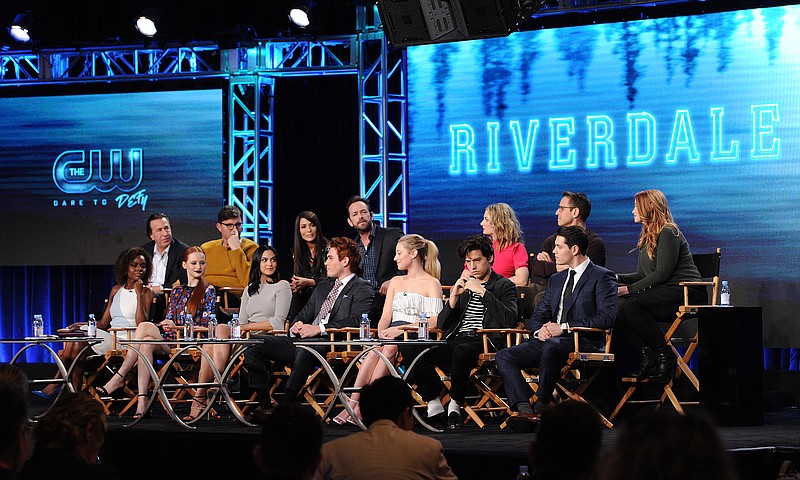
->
[90, 406, 800, 480]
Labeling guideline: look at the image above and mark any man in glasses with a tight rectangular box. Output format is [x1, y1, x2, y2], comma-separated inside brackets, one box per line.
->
[529, 192, 606, 303]
[201, 205, 259, 291]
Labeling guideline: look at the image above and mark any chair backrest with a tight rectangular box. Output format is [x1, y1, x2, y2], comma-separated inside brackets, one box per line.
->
[691, 247, 721, 305]
[516, 285, 538, 327]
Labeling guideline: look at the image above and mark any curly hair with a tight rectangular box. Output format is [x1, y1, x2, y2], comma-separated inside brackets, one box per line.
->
[634, 189, 680, 259]
[399, 234, 441, 280]
[485, 203, 523, 251]
[114, 247, 152, 286]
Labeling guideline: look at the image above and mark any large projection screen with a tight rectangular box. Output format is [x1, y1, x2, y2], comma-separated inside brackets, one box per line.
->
[407, 5, 800, 347]
[0, 82, 224, 265]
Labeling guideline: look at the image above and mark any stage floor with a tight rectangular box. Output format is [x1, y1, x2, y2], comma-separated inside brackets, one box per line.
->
[91, 406, 800, 480]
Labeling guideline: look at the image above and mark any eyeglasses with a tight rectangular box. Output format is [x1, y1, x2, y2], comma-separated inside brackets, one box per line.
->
[557, 205, 576, 210]
[220, 222, 243, 230]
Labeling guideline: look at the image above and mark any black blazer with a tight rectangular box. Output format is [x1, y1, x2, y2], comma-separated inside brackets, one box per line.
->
[293, 275, 375, 331]
[439, 270, 518, 346]
[361, 225, 403, 288]
[141, 238, 189, 287]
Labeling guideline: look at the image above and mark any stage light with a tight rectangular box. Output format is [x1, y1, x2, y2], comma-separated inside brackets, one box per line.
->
[288, 0, 315, 28]
[135, 8, 162, 37]
[8, 12, 33, 43]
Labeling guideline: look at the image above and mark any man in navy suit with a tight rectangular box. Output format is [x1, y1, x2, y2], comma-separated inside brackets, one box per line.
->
[346, 195, 403, 326]
[245, 237, 374, 420]
[497, 226, 617, 433]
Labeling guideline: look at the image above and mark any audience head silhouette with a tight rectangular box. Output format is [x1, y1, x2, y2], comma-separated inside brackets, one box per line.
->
[600, 410, 735, 480]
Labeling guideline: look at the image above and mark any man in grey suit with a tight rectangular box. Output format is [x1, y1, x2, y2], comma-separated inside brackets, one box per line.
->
[245, 237, 374, 420]
[497, 225, 617, 433]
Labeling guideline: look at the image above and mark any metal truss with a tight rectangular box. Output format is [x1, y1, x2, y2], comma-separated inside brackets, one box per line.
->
[357, 31, 408, 231]
[0, 43, 220, 84]
[227, 75, 275, 243]
[0, 29, 409, 241]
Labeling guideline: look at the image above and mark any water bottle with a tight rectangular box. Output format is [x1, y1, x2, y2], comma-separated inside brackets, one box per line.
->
[516, 465, 530, 480]
[720, 280, 731, 306]
[207, 313, 218, 339]
[183, 314, 194, 340]
[230, 313, 241, 340]
[32, 314, 44, 338]
[87, 313, 97, 337]
[359, 313, 371, 340]
[417, 313, 429, 341]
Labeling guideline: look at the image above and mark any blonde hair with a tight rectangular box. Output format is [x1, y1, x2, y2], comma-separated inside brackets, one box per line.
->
[485, 203, 523, 250]
[634, 189, 680, 259]
[399, 234, 441, 280]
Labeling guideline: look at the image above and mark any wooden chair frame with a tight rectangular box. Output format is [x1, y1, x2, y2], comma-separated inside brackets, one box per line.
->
[610, 247, 721, 421]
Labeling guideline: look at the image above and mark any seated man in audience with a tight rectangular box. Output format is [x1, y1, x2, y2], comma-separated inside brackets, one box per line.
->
[319, 376, 457, 480]
[252, 404, 322, 480]
[497, 226, 616, 433]
[530, 192, 606, 292]
[201, 205, 259, 292]
[0, 384, 32, 478]
[401, 234, 518, 428]
[245, 237, 374, 421]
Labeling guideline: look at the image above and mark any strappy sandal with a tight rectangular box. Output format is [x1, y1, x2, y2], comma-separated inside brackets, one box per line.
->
[332, 400, 359, 425]
[97, 371, 126, 398]
[132, 393, 149, 419]
[182, 396, 208, 422]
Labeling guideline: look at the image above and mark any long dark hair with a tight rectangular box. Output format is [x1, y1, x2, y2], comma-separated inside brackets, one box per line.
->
[247, 245, 280, 297]
[292, 211, 327, 280]
[183, 246, 210, 317]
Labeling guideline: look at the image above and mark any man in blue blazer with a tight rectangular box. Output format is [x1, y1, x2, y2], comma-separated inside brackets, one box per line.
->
[245, 237, 374, 421]
[497, 226, 617, 433]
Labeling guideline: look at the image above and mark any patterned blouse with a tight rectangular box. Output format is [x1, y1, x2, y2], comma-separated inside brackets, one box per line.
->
[164, 284, 216, 340]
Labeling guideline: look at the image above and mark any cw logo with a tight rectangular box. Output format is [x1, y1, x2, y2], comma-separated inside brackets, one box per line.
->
[52, 149, 143, 194]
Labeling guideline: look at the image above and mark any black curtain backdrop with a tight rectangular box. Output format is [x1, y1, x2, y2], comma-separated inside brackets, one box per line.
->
[271, 75, 360, 279]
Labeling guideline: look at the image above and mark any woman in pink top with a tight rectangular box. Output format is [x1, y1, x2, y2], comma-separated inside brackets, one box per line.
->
[480, 203, 529, 286]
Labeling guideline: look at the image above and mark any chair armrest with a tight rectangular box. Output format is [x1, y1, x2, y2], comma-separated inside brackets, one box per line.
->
[679, 281, 715, 287]
[569, 327, 609, 334]
[476, 328, 529, 334]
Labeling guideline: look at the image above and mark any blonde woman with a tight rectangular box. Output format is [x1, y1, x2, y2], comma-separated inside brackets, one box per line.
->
[333, 234, 443, 424]
[480, 203, 529, 286]
[616, 190, 706, 381]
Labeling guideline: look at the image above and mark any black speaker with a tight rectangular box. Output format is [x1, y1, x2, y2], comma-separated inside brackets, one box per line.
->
[377, 0, 518, 48]
[698, 306, 763, 426]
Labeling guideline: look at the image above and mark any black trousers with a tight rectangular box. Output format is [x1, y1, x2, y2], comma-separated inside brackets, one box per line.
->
[616, 285, 707, 350]
[244, 335, 328, 405]
[400, 335, 483, 404]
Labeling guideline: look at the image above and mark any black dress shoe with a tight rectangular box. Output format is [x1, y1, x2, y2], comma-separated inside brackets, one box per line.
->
[506, 412, 541, 433]
[245, 406, 274, 424]
[426, 411, 446, 426]
[447, 411, 462, 429]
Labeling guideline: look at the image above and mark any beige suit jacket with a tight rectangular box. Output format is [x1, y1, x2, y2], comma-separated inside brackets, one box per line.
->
[319, 420, 457, 480]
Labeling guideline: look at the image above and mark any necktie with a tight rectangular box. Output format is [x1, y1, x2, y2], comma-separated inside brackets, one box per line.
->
[559, 269, 576, 324]
[314, 279, 343, 325]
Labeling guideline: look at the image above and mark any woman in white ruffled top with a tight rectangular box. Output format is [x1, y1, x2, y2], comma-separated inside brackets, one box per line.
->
[333, 234, 443, 424]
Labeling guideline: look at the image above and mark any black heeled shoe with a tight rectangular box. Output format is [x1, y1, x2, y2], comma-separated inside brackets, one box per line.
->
[182, 396, 208, 422]
[132, 393, 150, 420]
[628, 346, 656, 379]
[647, 347, 677, 380]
